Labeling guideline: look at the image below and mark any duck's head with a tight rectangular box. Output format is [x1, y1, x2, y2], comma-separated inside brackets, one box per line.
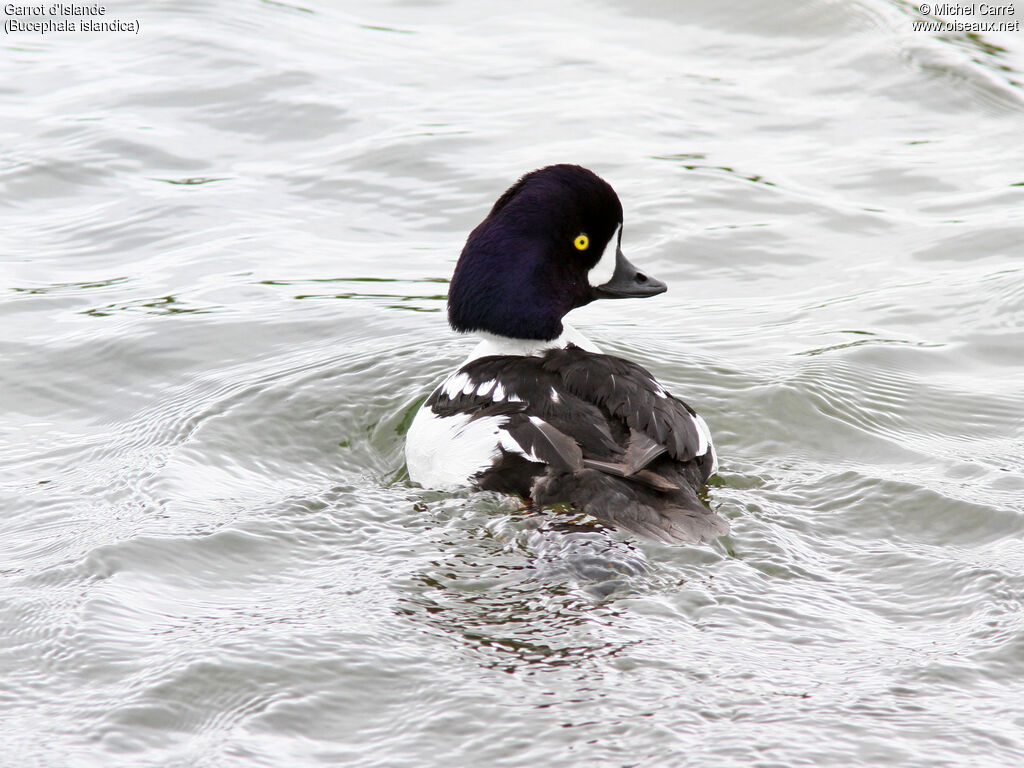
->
[447, 164, 667, 341]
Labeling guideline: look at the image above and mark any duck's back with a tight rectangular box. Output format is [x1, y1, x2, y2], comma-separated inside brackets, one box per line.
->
[406, 345, 726, 545]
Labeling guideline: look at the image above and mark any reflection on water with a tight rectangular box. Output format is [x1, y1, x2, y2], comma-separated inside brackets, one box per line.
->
[397, 513, 641, 672]
[2, 0, 1024, 765]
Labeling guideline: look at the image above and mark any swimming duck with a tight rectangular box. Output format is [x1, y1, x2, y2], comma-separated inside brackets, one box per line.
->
[405, 164, 726, 545]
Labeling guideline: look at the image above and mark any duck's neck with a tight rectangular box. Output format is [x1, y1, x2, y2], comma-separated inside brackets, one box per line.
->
[464, 323, 601, 362]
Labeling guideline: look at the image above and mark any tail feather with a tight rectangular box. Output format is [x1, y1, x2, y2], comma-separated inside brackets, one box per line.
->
[531, 469, 728, 546]
[581, 458, 679, 492]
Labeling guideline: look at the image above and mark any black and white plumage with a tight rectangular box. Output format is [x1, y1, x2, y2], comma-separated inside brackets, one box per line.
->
[405, 164, 726, 546]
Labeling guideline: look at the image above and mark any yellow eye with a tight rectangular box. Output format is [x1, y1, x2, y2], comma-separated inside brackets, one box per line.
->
[574, 234, 589, 251]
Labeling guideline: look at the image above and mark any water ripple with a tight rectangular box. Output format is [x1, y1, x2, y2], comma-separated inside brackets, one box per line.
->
[3, 0, 1024, 766]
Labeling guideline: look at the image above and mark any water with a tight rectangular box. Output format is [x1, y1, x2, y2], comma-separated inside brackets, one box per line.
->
[2, 0, 1023, 765]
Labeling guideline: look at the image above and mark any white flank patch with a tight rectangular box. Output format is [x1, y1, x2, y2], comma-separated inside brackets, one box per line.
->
[695, 412, 718, 474]
[692, 412, 713, 457]
[492, 382, 506, 402]
[588, 223, 621, 288]
[406, 406, 508, 489]
[476, 379, 496, 397]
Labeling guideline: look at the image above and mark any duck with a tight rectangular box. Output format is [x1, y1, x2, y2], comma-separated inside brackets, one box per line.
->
[405, 164, 727, 546]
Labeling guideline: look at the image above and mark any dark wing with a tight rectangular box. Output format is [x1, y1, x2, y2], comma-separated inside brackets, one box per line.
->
[425, 347, 724, 545]
[541, 345, 708, 463]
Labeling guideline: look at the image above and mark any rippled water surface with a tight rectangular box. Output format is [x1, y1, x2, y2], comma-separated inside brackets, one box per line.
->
[3, 1, 1024, 765]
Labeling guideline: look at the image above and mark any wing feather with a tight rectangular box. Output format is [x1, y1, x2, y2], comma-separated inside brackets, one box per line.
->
[421, 345, 724, 544]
